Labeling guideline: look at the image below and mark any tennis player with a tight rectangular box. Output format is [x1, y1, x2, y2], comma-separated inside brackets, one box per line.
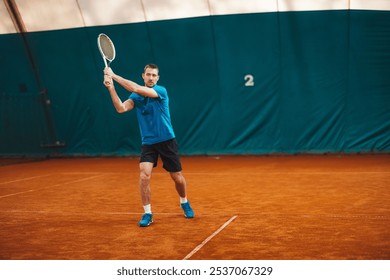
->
[103, 64, 194, 227]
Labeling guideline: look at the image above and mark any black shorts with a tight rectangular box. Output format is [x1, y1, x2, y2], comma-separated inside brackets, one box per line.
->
[140, 138, 182, 172]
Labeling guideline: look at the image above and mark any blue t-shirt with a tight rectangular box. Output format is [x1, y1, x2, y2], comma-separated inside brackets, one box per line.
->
[128, 85, 175, 145]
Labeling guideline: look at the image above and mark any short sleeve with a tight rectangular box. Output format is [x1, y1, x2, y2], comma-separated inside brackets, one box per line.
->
[153, 85, 167, 100]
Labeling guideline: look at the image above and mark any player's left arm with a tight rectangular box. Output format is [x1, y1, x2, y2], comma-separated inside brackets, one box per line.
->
[104, 67, 158, 98]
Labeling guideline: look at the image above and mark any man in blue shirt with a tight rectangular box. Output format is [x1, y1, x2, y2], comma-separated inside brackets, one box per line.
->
[104, 64, 194, 227]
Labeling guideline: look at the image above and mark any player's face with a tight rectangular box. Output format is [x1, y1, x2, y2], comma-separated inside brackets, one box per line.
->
[142, 68, 159, 88]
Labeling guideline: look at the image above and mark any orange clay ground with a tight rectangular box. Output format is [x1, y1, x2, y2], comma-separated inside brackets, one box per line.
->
[0, 155, 389, 260]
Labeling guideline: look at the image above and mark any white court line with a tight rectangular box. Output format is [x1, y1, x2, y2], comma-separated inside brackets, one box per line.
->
[183, 215, 238, 260]
[41, 171, 388, 175]
[150, 171, 390, 176]
[2, 210, 176, 215]
[0, 174, 106, 199]
[0, 174, 51, 185]
[2, 211, 388, 220]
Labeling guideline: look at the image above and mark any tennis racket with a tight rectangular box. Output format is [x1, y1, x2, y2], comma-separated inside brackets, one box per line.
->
[97, 33, 116, 67]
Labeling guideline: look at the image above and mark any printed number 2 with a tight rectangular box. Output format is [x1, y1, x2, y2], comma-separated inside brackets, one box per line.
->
[244, 74, 254, 87]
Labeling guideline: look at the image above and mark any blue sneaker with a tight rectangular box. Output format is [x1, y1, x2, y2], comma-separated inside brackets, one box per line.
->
[181, 202, 194, 218]
[139, 213, 153, 227]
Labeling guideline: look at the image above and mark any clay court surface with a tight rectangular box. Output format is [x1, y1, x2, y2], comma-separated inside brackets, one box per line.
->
[0, 155, 389, 260]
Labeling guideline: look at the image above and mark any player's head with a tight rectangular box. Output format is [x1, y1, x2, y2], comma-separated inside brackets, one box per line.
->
[144, 64, 159, 73]
[142, 64, 159, 88]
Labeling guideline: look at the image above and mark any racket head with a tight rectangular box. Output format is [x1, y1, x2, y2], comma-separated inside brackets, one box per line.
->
[97, 33, 116, 66]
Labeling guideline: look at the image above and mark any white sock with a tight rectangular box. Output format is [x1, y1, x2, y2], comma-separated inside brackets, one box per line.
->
[180, 197, 188, 204]
[143, 204, 152, 214]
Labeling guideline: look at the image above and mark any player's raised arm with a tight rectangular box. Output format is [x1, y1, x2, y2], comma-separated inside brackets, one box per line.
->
[104, 67, 158, 98]
[103, 72, 134, 113]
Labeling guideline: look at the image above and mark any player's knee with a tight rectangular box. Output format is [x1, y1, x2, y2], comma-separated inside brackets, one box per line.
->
[170, 172, 184, 184]
[139, 171, 151, 183]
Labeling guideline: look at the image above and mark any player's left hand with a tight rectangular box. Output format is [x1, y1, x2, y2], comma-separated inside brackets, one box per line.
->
[103, 74, 113, 88]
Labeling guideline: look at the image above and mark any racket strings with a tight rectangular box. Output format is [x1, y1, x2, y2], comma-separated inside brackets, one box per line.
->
[99, 37, 115, 60]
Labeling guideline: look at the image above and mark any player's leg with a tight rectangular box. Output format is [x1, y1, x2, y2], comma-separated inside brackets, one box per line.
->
[139, 162, 154, 206]
[169, 171, 194, 218]
[138, 162, 154, 227]
[169, 171, 186, 197]
[158, 139, 194, 218]
[138, 145, 158, 227]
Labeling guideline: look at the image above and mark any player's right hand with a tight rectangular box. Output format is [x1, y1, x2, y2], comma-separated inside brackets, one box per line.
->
[104, 67, 114, 77]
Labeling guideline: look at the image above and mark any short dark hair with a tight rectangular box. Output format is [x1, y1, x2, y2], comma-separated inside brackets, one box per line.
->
[144, 63, 159, 74]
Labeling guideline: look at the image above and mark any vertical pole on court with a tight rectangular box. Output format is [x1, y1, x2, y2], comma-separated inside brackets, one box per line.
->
[4, 0, 65, 150]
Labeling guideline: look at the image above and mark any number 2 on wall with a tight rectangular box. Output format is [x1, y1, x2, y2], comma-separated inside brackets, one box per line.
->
[244, 74, 254, 87]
